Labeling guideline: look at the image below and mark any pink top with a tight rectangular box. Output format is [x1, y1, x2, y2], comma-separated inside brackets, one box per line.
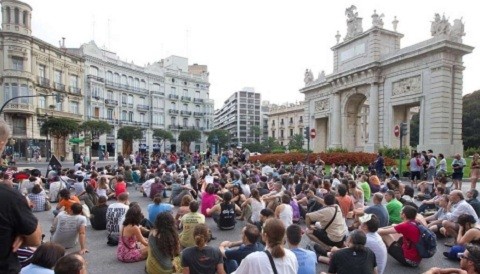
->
[201, 193, 216, 216]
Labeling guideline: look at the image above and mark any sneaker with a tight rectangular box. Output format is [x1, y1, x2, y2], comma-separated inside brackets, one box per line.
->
[444, 240, 455, 247]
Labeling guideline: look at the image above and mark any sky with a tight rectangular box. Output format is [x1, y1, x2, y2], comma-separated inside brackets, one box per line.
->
[24, 0, 480, 109]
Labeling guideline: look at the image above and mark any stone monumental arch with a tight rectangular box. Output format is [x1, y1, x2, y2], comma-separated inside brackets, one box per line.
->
[301, 6, 473, 156]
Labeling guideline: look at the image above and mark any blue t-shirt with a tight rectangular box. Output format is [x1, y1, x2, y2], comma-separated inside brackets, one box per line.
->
[364, 204, 389, 228]
[224, 242, 264, 265]
[291, 248, 317, 274]
[147, 203, 173, 223]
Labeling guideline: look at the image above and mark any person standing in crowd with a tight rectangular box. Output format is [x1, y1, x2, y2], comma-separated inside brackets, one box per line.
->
[20, 242, 65, 274]
[232, 218, 298, 274]
[181, 223, 225, 274]
[286, 224, 316, 274]
[471, 153, 480, 190]
[452, 153, 467, 190]
[409, 152, 423, 188]
[375, 152, 385, 179]
[51, 203, 88, 255]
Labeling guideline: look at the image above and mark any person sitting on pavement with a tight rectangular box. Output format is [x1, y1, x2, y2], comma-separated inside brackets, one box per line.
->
[175, 195, 193, 229]
[443, 214, 480, 260]
[117, 205, 149, 263]
[368, 170, 381, 193]
[335, 184, 354, 219]
[208, 191, 241, 230]
[147, 193, 173, 224]
[219, 224, 264, 274]
[146, 212, 181, 274]
[419, 186, 445, 214]
[201, 183, 219, 216]
[467, 189, 480, 218]
[378, 205, 422, 267]
[53, 189, 80, 216]
[426, 194, 449, 234]
[114, 175, 127, 198]
[90, 196, 109, 230]
[275, 193, 294, 228]
[51, 203, 88, 255]
[320, 229, 378, 274]
[424, 243, 480, 274]
[351, 192, 389, 230]
[48, 175, 66, 203]
[181, 223, 226, 274]
[53, 252, 88, 274]
[262, 182, 285, 210]
[442, 190, 479, 247]
[19, 242, 65, 274]
[141, 174, 156, 198]
[79, 184, 98, 212]
[305, 194, 347, 251]
[106, 193, 130, 236]
[286, 224, 317, 274]
[180, 200, 205, 248]
[72, 176, 85, 197]
[28, 184, 49, 212]
[241, 188, 266, 225]
[385, 190, 403, 225]
[170, 177, 195, 206]
[359, 214, 388, 274]
[232, 218, 298, 274]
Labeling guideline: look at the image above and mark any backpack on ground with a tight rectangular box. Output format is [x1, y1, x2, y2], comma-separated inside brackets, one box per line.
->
[412, 222, 437, 258]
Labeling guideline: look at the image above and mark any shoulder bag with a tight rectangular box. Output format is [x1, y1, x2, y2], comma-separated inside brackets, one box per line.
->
[264, 250, 278, 274]
[322, 205, 338, 231]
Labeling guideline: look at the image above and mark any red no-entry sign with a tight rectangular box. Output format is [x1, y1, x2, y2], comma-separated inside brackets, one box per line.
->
[310, 128, 316, 139]
[394, 125, 400, 137]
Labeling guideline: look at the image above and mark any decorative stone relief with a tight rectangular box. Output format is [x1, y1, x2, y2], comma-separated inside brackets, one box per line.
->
[431, 13, 465, 43]
[392, 76, 421, 96]
[315, 98, 330, 112]
[371, 10, 384, 28]
[304, 69, 314, 86]
[345, 5, 363, 40]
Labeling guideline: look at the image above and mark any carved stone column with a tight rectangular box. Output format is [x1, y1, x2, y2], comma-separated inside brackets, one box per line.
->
[330, 93, 342, 147]
[365, 83, 379, 152]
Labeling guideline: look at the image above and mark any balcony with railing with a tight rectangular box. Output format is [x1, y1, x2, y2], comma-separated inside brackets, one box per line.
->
[193, 98, 204, 103]
[69, 86, 81, 94]
[87, 74, 104, 82]
[151, 90, 165, 96]
[104, 80, 148, 93]
[168, 125, 180, 130]
[193, 112, 203, 117]
[105, 99, 119, 106]
[180, 110, 192, 116]
[54, 82, 65, 91]
[181, 96, 191, 102]
[168, 109, 179, 115]
[137, 104, 150, 111]
[168, 94, 179, 100]
[37, 76, 50, 88]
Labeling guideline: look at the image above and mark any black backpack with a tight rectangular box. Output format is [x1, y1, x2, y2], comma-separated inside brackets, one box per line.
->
[412, 222, 437, 258]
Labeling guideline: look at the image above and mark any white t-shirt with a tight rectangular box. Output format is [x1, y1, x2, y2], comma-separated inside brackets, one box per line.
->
[365, 232, 387, 274]
[106, 202, 129, 234]
[232, 249, 298, 274]
[51, 212, 87, 249]
[438, 158, 447, 172]
[279, 204, 293, 228]
[49, 181, 66, 202]
[142, 178, 155, 197]
[332, 178, 341, 189]
[250, 199, 265, 223]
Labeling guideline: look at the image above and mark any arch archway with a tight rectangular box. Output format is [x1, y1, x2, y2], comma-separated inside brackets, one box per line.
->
[343, 93, 369, 151]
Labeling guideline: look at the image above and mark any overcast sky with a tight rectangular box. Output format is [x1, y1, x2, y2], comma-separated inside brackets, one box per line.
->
[25, 0, 479, 109]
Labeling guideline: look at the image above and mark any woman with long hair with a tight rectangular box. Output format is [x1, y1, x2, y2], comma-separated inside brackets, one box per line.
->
[117, 205, 148, 262]
[234, 218, 298, 273]
[96, 176, 112, 199]
[181, 224, 225, 274]
[471, 153, 480, 190]
[146, 212, 180, 274]
[241, 188, 265, 224]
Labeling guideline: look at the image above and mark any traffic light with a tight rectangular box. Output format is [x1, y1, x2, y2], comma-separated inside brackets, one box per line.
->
[400, 122, 408, 137]
[304, 126, 310, 139]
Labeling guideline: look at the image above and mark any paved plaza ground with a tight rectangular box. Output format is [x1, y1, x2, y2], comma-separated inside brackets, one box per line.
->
[24, 161, 462, 274]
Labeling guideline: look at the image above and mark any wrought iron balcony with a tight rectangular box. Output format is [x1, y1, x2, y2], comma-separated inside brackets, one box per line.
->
[193, 112, 203, 117]
[137, 104, 150, 111]
[168, 109, 179, 115]
[181, 96, 191, 102]
[37, 76, 50, 88]
[69, 86, 81, 94]
[87, 74, 104, 82]
[180, 110, 192, 116]
[193, 98, 204, 103]
[105, 99, 119, 106]
[168, 94, 179, 100]
[54, 82, 65, 91]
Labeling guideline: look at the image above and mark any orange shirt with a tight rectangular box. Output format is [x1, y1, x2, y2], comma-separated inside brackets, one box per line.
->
[369, 175, 381, 186]
[58, 196, 80, 214]
[336, 195, 354, 218]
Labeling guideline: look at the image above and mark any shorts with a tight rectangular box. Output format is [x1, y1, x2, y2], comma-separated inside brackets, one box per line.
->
[452, 172, 463, 180]
[387, 237, 419, 267]
[312, 228, 345, 248]
[410, 171, 421, 181]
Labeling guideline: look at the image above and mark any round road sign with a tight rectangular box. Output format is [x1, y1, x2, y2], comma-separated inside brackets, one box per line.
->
[310, 128, 316, 139]
[394, 125, 400, 137]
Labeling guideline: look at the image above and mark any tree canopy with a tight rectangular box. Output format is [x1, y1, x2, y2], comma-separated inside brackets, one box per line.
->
[152, 129, 174, 143]
[81, 120, 112, 138]
[40, 117, 79, 138]
[288, 134, 305, 150]
[206, 129, 230, 149]
[178, 129, 201, 153]
[463, 90, 480, 149]
[117, 126, 143, 141]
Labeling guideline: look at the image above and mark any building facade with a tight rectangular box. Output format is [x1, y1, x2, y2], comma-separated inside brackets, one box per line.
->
[267, 102, 306, 147]
[214, 88, 261, 147]
[0, 0, 85, 160]
[301, 7, 472, 156]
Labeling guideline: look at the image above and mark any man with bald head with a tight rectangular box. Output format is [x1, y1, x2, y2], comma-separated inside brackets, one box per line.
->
[441, 190, 479, 246]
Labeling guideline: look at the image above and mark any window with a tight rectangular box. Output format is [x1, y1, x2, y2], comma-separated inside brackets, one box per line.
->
[134, 78, 139, 88]
[114, 73, 120, 83]
[195, 90, 200, 98]
[14, 8, 19, 24]
[280, 130, 284, 138]
[299, 116, 303, 122]
[128, 76, 133, 87]
[11, 56, 23, 70]
[38, 65, 46, 78]
[91, 85, 103, 98]
[6, 7, 10, 23]
[272, 130, 275, 138]
[171, 117, 177, 126]
[183, 89, 188, 96]
[107, 91, 114, 100]
[183, 118, 188, 127]
[152, 97, 161, 109]
[55, 93, 62, 111]
[122, 111, 127, 121]
[106, 71, 113, 82]
[183, 104, 188, 111]
[107, 109, 113, 119]
[153, 113, 164, 125]
[152, 83, 161, 92]
[89, 66, 99, 76]
[70, 75, 78, 88]
[122, 93, 127, 104]
[38, 96, 46, 109]
[140, 80, 146, 89]
[128, 111, 133, 122]
[171, 102, 176, 110]
[139, 97, 145, 105]
[290, 129, 293, 136]
[140, 113, 145, 123]
[171, 87, 176, 95]
[128, 95, 133, 105]
[54, 70, 62, 84]
[195, 119, 200, 128]
[121, 75, 127, 85]
[195, 105, 200, 112]
[12, 117, 26, 135]
[69, 101, 79, 114]
[23, 11, 28, 25]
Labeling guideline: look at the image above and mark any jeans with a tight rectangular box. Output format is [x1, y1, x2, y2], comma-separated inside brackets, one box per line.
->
[418, 203, 437, 213]
[224, 259, 239, 274]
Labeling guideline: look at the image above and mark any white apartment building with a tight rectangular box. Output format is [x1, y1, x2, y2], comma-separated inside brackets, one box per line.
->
[268, 102, 306, 147]
[0, 0, 85, 160]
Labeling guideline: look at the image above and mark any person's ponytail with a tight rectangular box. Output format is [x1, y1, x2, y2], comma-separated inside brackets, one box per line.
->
[193, 224, 209, 249]
[263, 219, 286, 258]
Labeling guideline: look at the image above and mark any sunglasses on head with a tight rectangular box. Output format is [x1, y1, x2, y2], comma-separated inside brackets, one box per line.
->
[458, 253, 470, 260]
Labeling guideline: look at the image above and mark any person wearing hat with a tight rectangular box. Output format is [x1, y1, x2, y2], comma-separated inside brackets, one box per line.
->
[320, 229, 377, 274]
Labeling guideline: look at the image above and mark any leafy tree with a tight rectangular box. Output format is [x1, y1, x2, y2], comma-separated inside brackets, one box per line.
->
[261, 137, 282, 153]
[463, 90, 480, 149]
[178, 129, 201, 153]
[288, 134, 305, 150]
[250, 125, 261, 142]
[81, 120, 112, 138]
[207, 129, 230, 149]
[117, 126, 143, 155]
[152, 129, 174, 152]
[40, 117, 79, 157]
[243, 143, 264, 153]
